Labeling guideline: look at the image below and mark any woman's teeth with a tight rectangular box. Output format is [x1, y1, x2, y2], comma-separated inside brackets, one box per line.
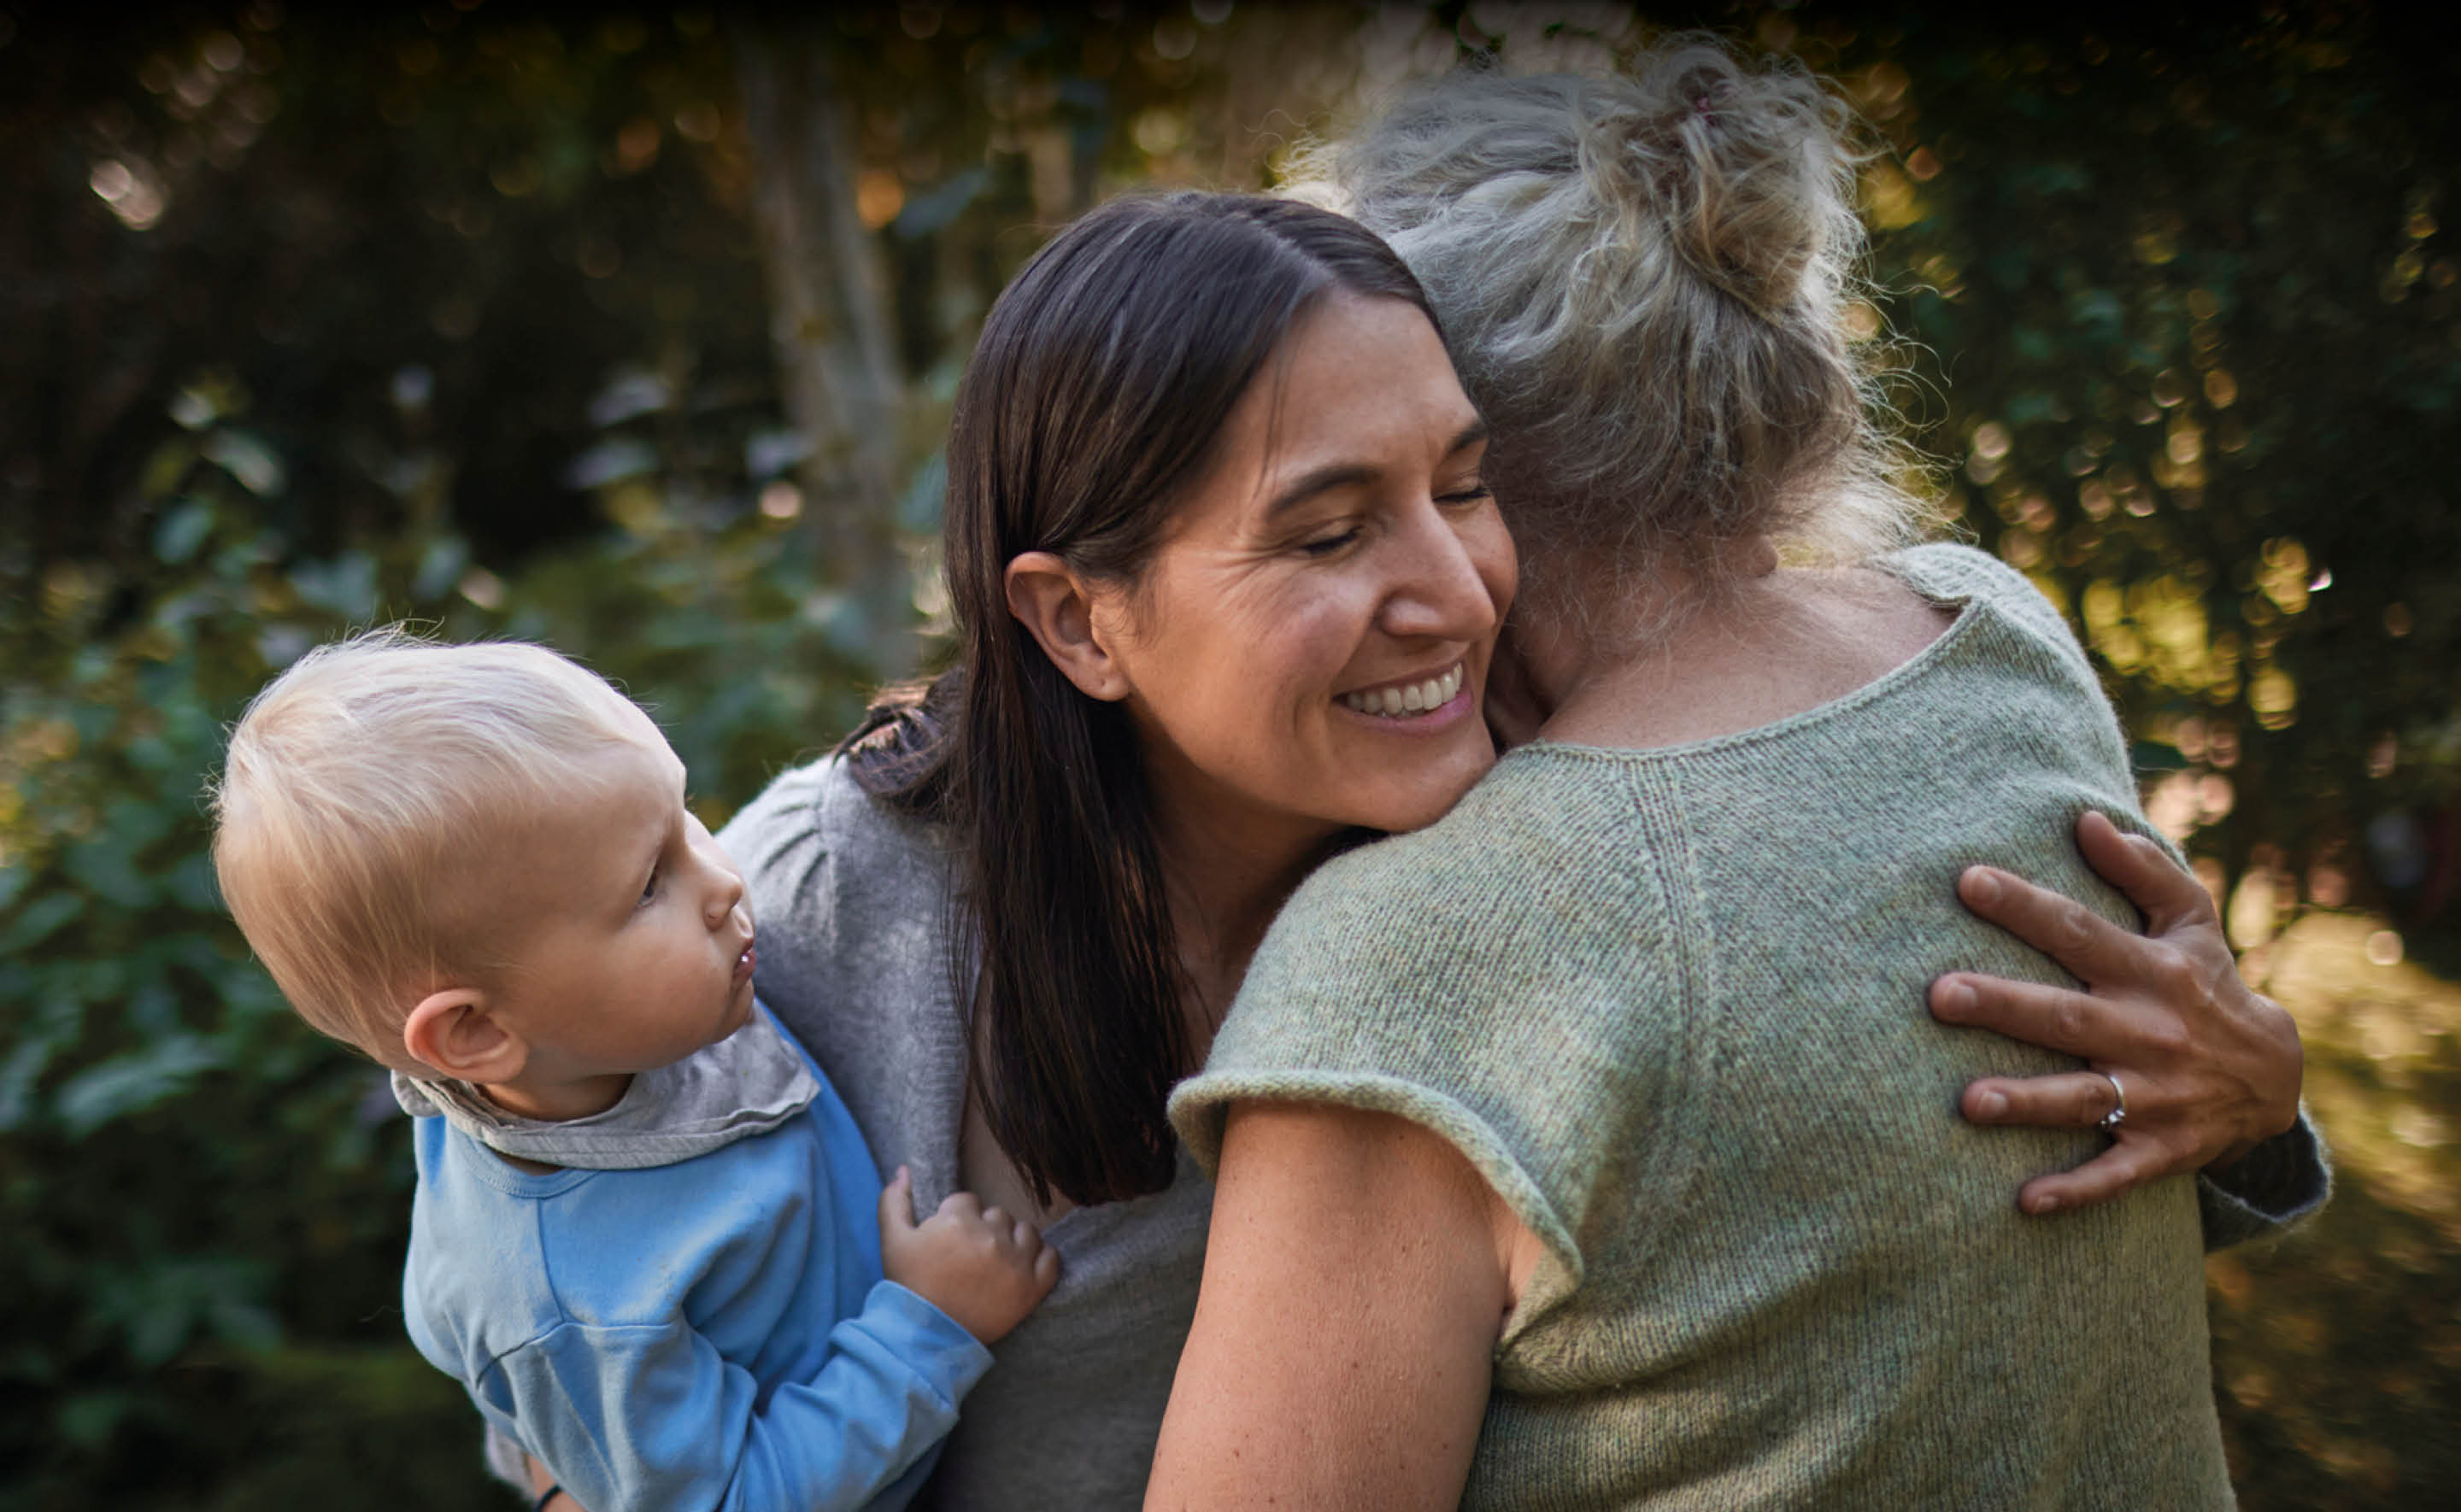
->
[1340, 664, 1463, 718]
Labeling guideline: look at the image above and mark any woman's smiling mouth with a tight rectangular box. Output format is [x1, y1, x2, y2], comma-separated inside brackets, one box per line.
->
[1337, 662, 1465, 718]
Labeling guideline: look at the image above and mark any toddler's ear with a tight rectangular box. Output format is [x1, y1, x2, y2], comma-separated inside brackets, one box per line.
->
[402, 987, 526, 1083]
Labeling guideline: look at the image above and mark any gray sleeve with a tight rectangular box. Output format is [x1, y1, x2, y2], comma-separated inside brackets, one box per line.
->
[716, 758, 971, 1203]
[2197, 1107, 2331, 1251]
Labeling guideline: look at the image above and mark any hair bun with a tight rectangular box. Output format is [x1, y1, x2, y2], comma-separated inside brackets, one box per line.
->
[1293, 38, 1916, 602]
[1590, 44, 1856, 319]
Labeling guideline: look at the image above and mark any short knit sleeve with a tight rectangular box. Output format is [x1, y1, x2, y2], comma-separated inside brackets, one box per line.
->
[1170, 753, 1710, 1325]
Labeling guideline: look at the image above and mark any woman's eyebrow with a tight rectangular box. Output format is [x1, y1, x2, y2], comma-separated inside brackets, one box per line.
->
[1260, 419, 1492, 521]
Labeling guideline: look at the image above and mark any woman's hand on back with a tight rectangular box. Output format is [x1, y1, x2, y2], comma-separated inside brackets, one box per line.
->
[1928, 810, 2305, 1215]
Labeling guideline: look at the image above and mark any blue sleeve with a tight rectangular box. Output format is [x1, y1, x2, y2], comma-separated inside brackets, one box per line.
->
[481, 1281, 992, 1512]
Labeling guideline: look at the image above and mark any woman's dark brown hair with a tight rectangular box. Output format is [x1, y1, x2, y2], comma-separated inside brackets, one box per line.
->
[842, 193, 1440, 1207]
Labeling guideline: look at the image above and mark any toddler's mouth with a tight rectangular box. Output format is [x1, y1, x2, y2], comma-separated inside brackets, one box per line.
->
[733, 941, 756, 985]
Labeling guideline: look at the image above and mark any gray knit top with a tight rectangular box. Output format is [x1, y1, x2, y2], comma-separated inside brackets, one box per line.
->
[1171, 545, 2252, 1509]
[719, 765, 1212, 1512]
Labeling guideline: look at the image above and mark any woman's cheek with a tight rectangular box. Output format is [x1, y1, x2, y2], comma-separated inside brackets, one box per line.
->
[1470, 506, 1519, 624]
[1277, 583, 1377, 709]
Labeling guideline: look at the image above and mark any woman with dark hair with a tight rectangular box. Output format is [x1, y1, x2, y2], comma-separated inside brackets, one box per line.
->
[709, 196, 1515, 1509]
[1148, 44, 2309, 1509]
[688, 189, 2313, 1512]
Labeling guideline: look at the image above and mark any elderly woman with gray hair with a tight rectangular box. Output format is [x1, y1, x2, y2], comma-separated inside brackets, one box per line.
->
[1152, 43, 2308, 1510]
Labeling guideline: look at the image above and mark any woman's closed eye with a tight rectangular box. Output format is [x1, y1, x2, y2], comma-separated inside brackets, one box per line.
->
[1297, 525, 1363, 558]
[1436, 480, 1491, 507]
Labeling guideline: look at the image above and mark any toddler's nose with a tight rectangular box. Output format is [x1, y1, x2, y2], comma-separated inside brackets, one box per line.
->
[706, 863, 747, 929]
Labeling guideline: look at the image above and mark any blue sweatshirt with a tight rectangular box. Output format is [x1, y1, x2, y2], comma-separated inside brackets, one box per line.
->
[401, 1009, 993, 1512]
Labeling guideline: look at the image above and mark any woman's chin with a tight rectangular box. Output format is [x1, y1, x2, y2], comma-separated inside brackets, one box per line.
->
[1353, 740, 1496, 836]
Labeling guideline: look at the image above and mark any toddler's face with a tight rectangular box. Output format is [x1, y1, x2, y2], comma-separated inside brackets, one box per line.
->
[467, 717, 757, 1080]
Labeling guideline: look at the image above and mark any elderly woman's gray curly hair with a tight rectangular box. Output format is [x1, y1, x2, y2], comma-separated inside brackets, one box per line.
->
[1283, 38, 1935, 626]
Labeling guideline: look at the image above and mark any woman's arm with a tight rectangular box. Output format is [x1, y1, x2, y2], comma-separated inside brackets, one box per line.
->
[1929, 810, 2308, 1215]
[1146, 1102, 1533, 1512]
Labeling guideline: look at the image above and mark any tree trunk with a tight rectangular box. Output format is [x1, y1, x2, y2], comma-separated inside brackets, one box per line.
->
[731, 21, 916, 676]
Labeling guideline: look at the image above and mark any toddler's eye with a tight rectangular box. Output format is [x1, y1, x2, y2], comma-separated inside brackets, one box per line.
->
[637, 869, 660, 907]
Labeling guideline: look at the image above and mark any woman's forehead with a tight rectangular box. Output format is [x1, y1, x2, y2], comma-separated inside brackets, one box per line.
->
[1202, 293, 1483, 519]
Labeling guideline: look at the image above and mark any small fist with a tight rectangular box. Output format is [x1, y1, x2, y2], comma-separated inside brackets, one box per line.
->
[878, 1167, 1060, 1344]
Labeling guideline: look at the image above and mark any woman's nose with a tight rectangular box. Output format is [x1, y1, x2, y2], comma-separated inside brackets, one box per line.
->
[1380, 501, 1503, 643]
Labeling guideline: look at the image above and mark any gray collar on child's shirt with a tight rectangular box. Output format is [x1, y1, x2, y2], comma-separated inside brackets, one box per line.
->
[390, 1004, 819, 1170]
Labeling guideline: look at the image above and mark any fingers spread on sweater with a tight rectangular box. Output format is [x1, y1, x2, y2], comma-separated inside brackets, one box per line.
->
[1956, 864, 2139, 985]
[1957, 1070, 2124, 1129]
[1930, 974, 2124, 1058]
[2072, 810, 2216, 936]
[2017, 1137, 2174, 1215]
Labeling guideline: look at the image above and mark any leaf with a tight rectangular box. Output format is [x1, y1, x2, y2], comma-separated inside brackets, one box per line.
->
[2131, 740, 2191, 773]
[201, 430, 288, 497]
[55, 1391, 135, 1450]
[153, 500, 215, 564]
[0, 1034, 62, 1134]
[167, 852, 221, 913]
[287, 553, 379, 619]
[62, 809, 167, 910]
[128, 980, 179, 1034]
[893, 166, 990, 237]
[743, 428, 811, 481]
[138, 440, 197, 501]
[898, 450, 948, 534]
[256, 624, 315, 669]
[585, 369, 671, 428]
[564, 437, 659, 489]
[411, 535, 469, 602]
[207, 1292, 283, 1353]
[0, 891, 85, 955]
[54, 1034, 225, 1138]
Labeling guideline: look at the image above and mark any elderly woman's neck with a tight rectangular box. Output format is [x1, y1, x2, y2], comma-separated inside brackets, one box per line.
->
[1497, 541, 1775, 731]
[1502, 538, 1953, 752]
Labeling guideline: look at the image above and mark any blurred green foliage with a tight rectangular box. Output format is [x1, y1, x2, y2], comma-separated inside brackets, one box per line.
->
[1, 3, 2454, 1509]
[1818, 14, 2461, 1497]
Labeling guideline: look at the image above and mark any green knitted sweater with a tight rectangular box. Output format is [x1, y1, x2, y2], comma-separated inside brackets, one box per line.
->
[1170, 545, 2233, 1509]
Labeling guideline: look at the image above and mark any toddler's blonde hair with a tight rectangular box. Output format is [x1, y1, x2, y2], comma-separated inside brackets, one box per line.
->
[209, 629, 649, 1067]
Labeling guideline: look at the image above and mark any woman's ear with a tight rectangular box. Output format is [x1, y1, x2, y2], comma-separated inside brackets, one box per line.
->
[402, 987, 529, 1085]
[1005, 551, 1131, 701]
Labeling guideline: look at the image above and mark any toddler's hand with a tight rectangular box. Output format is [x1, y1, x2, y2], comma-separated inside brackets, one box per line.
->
[878, 1167, 1060, 1344]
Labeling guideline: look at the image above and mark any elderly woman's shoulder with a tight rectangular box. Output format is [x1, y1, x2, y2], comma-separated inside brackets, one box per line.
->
[1269, 751, 1673, 960]
[1887, 540, 2062, 617]
[1882, 540, 2099, 675]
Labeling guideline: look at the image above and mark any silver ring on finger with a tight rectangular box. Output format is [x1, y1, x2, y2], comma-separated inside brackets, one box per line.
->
[2095, 1071, 2127, 1137]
